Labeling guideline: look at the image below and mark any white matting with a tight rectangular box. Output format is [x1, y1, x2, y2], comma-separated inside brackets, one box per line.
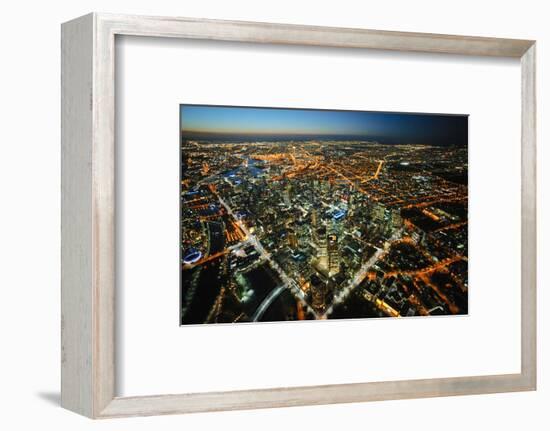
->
[116, 35, 521, 396]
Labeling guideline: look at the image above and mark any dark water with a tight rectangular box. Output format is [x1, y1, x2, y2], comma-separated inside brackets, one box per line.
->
[180, 222, 225, 324]
[240, 264, 279, 315]
[259, 289, 299, 322]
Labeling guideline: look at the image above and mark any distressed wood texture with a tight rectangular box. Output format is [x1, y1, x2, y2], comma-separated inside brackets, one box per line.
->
[99, 13, 533, 57]
[101, 374, 531, 418]
[61, 13, 116, 418]
[61, 12, 537, 419]
[61, 13, 95, 418]
[520, 45, 537, 389]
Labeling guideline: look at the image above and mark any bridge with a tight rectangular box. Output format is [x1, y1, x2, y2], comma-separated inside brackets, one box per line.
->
[251, 285, 286, 322]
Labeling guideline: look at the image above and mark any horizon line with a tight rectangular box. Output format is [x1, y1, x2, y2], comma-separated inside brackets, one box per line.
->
[180, 129, 372, 137]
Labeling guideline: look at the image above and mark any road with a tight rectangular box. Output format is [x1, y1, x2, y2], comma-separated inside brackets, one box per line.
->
[323, 228, 403, 318]
[373, 160, 384, 179]
[216, 194, 320, 319]
[215, 189, 406, 321]
[183, 238, 252, 269]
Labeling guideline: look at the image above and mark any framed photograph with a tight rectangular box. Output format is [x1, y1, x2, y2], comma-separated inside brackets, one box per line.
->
[61, 13, 536, 418]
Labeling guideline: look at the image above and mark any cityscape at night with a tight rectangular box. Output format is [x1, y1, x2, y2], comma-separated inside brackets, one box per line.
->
[180, 105, 468, 325]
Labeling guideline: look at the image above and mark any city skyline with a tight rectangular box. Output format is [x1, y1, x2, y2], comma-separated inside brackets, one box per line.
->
[181, 105, 468, 147]
[180, 104, 468, 325]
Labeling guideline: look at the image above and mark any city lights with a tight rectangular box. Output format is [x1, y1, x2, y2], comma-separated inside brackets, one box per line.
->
[180, 106, 468, 324]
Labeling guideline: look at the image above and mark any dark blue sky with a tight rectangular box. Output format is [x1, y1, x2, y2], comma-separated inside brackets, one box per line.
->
[180, 105, 468, 146]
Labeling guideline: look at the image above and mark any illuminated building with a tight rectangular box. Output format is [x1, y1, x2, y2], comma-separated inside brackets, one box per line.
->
[315, 226, 328, 256]
[287, 229, 298, 249]
[348, 194, 355, 216]
[327, 233, 340, 276]
[313, 226, 329, 272]
[311, 208, 318, 228]
[283, 184, 291, 206]
[391, 209, 402, 228]
[310, 274, 326, 314]
[372, 202, 386, 223]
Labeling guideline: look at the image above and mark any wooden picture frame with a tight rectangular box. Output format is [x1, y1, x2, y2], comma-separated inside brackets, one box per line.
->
[61, 12, 536, 419]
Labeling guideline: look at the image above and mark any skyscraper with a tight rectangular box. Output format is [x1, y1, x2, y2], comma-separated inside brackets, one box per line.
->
[314, 226, 329, 272]
[287, 228, 298, 249]
[315, 226, 327, 255]
[283, 183, 292, 206]
[372, 202, 386, 224]
[327, 233, 340, 276]
[310, 274, 326, 314]
[311, 208, 318, 228]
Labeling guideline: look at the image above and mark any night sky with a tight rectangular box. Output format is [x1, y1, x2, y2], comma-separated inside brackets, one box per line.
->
[180, 105, 468, 147]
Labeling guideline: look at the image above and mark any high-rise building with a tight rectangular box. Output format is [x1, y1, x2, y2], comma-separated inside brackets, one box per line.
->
[315, 226, 327, 255]
[372, 202, 386, 223]
[287, 229, 298, 249]
[327, 233, 340, 276]
[314, 226, 328, 271]
[310, 274, 326, 314]
[283, 183, 292, 206]
[311, 208, 318, 228]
